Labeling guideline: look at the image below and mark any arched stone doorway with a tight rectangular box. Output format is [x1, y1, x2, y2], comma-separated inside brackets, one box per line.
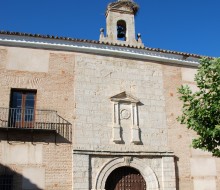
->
[105, 166, 146, 190]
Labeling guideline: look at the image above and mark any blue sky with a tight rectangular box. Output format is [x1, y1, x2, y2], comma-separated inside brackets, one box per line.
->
[0, 0, 219, 57]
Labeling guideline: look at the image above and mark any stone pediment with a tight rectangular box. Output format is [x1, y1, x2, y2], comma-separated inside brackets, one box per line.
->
[110, 92, 139, 103]
[110, 4, 133, 12]
[110, 91, 141, 144]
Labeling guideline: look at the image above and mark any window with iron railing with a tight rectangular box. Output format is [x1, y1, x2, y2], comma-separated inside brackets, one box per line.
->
[0, 89, 72, 142]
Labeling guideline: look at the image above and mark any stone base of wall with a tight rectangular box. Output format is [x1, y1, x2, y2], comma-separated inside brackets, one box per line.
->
[0, 132, 72, 190]
[73, 151, 176, 190]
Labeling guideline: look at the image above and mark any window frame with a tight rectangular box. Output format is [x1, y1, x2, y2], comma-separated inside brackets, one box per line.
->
[9, 89, 37, 128]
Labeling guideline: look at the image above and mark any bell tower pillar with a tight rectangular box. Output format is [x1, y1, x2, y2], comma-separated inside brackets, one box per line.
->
[100, 0, 144, 47]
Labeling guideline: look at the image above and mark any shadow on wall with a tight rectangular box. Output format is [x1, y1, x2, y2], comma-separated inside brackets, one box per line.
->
[0, 129, 71, 144]
[0, 163, 43, 190]
[174, 156, 180, 190]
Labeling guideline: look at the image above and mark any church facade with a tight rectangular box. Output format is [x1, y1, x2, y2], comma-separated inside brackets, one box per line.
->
[0, 0, 219, 190]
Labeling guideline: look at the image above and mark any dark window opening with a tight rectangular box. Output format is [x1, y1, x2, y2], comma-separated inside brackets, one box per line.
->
[117, 20, 127, 41]
[9, 89, 37, 128]
[0, 175, 13, 190]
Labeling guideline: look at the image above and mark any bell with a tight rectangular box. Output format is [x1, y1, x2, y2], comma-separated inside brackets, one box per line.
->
[117, 25, 126, 39]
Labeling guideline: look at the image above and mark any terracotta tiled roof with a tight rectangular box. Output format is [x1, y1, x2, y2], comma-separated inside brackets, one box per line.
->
[0, 30, 210, 59]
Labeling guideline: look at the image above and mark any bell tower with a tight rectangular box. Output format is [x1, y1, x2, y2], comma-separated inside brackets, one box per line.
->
[100, 0, 144, 47]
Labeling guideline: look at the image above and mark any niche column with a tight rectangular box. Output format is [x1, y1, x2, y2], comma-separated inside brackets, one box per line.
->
[131, 103, 141, 144]
[112, 102, 122, 143]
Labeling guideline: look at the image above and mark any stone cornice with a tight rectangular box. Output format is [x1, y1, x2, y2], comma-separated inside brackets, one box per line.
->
[73, 145, 174, 156]
[73, 149, 175, 157]
[0, 34, 200, 67]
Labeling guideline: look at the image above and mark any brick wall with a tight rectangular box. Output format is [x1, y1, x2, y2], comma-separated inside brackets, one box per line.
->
[163, 64, 219, 190]
[0, 46, 74, 190]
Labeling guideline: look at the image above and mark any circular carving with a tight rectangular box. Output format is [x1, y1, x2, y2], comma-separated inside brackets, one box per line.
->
[120, 109, 131, 120]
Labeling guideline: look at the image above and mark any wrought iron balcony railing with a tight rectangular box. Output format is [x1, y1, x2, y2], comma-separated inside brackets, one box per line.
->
[0, 108, 72, 142]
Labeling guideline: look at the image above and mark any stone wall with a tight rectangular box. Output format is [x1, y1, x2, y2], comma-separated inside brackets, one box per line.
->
[73, 54, 176, 189]
[0, 45, 219, 190]
[73, 53, 219, 190]
[74, 54, 168, 151]
[73, 154, 90, 190]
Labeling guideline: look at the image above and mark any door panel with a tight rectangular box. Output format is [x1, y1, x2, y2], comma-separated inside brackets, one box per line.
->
[105, 166, 146, 190]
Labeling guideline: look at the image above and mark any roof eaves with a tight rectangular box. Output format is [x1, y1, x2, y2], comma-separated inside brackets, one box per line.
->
[0, 30, 212, 59]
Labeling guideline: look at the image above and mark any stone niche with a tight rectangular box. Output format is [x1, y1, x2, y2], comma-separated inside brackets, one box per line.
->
[110, 92, 141, 144]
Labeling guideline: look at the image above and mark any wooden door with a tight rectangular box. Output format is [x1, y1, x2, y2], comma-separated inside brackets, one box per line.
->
[105, 167, 146, 190]
[10, 90, 36, 128]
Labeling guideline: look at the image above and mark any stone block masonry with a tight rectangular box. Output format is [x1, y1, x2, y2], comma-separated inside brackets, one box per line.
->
[73, 154, 90, 190]
[74, 54, 168, 152]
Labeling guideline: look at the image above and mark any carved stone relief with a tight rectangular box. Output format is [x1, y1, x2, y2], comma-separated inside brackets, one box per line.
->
[120, 109, 130, 120]
[110, 91, 141, 144]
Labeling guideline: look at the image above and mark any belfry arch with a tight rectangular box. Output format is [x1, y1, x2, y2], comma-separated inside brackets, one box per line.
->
[117, 20, 127, 41]
[93, 157, 160, 190]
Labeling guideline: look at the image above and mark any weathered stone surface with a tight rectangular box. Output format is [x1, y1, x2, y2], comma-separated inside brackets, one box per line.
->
[6, 47, 49, 72]
[191, 158, 216, 177]
[193, 178, 216, 190]
[181, 68, 197, 82]
[22, 168, 45, 189]
[2, 142, 43, 164]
